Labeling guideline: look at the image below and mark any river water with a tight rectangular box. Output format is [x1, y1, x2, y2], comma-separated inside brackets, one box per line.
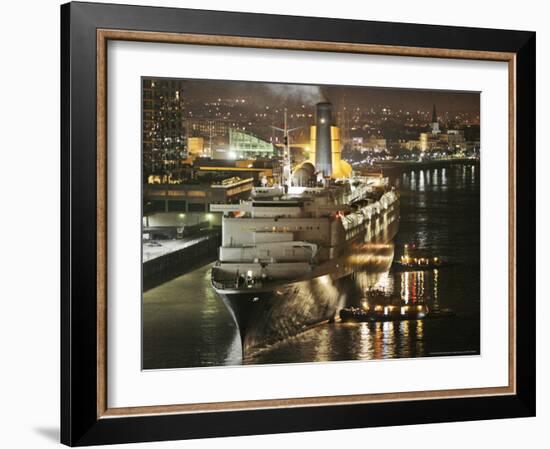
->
[143, 163, 480, 369]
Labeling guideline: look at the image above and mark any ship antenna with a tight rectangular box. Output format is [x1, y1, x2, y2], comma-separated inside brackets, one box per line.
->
[270, 108, 301, 190]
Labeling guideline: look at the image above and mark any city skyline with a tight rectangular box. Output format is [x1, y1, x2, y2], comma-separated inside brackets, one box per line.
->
[155, 77, 480, 116]
[142, 76, 481, 369]
[142, 77, 480, 182]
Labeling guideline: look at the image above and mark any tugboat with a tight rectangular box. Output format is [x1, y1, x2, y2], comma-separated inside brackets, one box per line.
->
[339, 289, 455, 323]
[392, 243, 445, 271]
[339, 302, 430, 323]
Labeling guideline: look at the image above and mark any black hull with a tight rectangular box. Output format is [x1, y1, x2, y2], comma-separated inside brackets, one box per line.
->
[217, 275, 347, 354]
[215, 200, 400, 355]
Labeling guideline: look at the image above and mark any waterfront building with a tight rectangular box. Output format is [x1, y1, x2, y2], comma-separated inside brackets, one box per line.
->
[142, 78, 188, 181]
[366, 136, 388, 152]
[193, 158, 279, 184]
[446, 129, 466, 150]
[143, 177, 255, 228]
[187, 137, 205, 157]
[144, 177, 254, 213]
[186, 121, 275, 160]
[185, 119, 232, 155]
[227, 128, 275, 159]
[420, 132, 439, 152]
[404, 140, 422, 151]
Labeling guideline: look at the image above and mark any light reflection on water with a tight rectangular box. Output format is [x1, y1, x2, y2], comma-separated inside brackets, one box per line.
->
[142, 164, 480, 369]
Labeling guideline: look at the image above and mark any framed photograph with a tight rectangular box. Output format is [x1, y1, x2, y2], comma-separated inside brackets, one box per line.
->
[61, 1, 536, 446]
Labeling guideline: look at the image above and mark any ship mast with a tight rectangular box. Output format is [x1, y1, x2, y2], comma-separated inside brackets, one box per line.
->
[272, 108, 301, 191]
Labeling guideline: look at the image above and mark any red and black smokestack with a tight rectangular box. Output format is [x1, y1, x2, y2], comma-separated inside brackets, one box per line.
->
[315, 102, 333, 177]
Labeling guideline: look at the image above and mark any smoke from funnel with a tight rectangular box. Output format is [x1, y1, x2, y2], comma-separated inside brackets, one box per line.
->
[266, 84, 327, 105]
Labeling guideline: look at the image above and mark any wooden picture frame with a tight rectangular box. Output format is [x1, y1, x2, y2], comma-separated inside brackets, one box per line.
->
[61, 1, 535, 445]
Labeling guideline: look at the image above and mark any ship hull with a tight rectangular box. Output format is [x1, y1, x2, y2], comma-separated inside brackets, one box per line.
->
[217, 276, 346, 354]
[214, 204, 399, 355]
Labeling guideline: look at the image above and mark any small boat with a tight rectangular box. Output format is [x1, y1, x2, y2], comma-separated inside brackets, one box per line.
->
[339, 303, 430, 323]
[392, 243, 446, 271]
[392, 260, 446, 271]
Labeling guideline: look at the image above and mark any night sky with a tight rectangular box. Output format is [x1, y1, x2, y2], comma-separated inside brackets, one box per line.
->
[175, 78, 480, 115]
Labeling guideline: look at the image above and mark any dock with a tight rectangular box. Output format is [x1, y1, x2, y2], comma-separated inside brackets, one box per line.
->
[143, 231, 221, 291]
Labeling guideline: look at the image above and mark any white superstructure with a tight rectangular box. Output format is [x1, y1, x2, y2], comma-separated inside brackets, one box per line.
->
[211, 175, 398, 290]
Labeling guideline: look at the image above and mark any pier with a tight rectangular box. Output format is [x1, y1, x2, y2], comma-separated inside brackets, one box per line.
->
[374, 157, 478, 171]
[143, 231, 221, 291]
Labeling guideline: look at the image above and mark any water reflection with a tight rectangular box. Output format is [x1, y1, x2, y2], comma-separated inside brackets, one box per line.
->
[247, 316, 431, 363]
[143, 164, 480, 369]
[246, 164, 479, 366]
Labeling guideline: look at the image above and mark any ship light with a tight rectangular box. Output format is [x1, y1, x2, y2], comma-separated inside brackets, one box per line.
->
[374, 305, 383, 312]
[246, 270, 253, 278]
[384, 306, 389, 315]
[401, 306, 409, 315]
[433, 257, 439, 263]
[417, 305, 423, 311]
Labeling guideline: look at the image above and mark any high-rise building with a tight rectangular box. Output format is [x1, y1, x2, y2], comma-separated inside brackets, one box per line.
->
[142, 78, 188, 182]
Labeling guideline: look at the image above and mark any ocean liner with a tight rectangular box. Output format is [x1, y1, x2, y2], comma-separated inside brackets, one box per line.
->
[210, 102, 399, 353]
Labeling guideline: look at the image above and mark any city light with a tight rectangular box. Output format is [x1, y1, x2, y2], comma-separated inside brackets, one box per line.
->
[141, 77, 479, 368]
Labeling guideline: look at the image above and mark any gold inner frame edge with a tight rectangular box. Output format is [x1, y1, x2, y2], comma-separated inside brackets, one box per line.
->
[95, 28, 517, 419]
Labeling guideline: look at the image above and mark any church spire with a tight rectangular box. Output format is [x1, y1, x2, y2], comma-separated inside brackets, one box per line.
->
[430, 104, 440, 134]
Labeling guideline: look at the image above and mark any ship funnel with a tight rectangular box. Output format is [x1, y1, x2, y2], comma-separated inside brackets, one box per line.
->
[314, 102, 333, 176]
